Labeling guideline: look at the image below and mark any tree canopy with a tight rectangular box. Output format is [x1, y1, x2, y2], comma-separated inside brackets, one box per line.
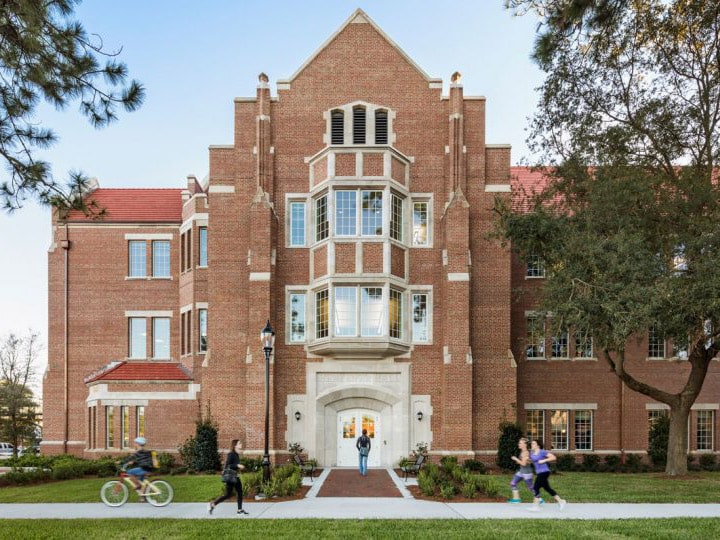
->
[0, 0, 144, 212]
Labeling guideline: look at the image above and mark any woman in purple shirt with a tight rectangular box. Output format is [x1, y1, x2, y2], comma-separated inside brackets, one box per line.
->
[528, 439, 566, 511]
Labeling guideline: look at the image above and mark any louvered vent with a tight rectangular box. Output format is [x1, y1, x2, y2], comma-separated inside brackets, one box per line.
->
[375, 110, 388, 144]
[353, 107, 366, 144]
[331, 110, 344, 144]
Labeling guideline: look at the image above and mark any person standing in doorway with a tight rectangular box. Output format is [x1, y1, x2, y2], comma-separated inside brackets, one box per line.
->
[356, 428, 371, 476]
[528, 439, 566, 511]
[208, 439, 248, 516]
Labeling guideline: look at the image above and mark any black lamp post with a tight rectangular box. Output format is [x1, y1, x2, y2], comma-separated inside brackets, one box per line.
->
[260, 320, 275, 484]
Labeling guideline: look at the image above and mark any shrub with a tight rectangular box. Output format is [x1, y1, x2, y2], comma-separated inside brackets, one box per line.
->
[582, 454, 600, 471]
[496, 421, 524, 471]
[95, 457, 120, 477]
[52, 459, 88, 480]
[648, 414, 669, 467]
[461, 480, 477, 498]
[155, 452, 175, 474]
[417, 471, 436, 496]
[604, 454, 621, 471]
[240, 456, 263, 472]
[625, 453, 642, 472]
[463, 459, 486, 474]
[423, 462, 440, 483]
[439, 482, 456, 499]
[699, 454, 716, 471]
[398, 457, 411, 468]
[555, 454, 576, 471]
[0, 468, 51, 486]
[193, 416, 221, 472]
[479, 476, 500, 498]
[440, 455, 458, 472]
[178, 436, 196, 469]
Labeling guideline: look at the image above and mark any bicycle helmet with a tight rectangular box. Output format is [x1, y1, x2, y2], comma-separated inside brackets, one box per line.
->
[134, 437, 147, 446]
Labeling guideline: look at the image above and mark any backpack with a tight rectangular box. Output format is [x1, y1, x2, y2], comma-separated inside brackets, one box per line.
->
[151, 450, 160, 469]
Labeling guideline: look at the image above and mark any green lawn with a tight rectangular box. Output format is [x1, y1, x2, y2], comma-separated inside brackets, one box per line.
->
[1, 519, 719, 540]
[0, 471, 719, 503]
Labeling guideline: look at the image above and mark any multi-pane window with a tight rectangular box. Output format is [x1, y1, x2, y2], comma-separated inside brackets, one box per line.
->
[129, 241, 146, 277]
[290, 293, 306, 342]
[648, 409, 667, 446]
[180, 230, 191, 272]
[199, 227, 208, 267]
[526, 410, 544, 444]
[526, 255, 545, 277]
[526, 317, 545, 359]
[550, 410, 569, 450]
[331, 110, 344, 145]
[361, 287, 384, 337]
[198, 309, 207, 352]
[574, 410, 593, 450]
[152, 240, 171, 277]
[129, 318, 146, 359]
[290, 202, 306, 247]
[106, 406, 115, 448]
[136, 406, 145, 439]
[390, 194, 403, 241]
[334, 191, 383, 237]
[375, 110, 388, 144]
[335, 192, 357, 235]
[152, 317, 170, 359]
[334, 287, 357, 336]
[575, 330, 593, 358]
[361, 191, 383, 236]
[551, 325, 569, 358]
[316, 289, 329, 338]
[697, 410, 714, 451]
[389, 289, 403, 339]
[648, 327, 665, 358]
[316, 195, 329, 241]
[353, 106, 366, 144]
[412, 202, 429, 246]
[333, 287, 386, 337]
[121, 406, 130, 449]
[181, 311, 190, 356]
[412, 293, 429, 343]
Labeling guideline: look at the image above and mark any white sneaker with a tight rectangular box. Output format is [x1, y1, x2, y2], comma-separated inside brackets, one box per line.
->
[527, 505, 541, 512]
[558, 499, 566, 510]
[207, 503, 214, 515]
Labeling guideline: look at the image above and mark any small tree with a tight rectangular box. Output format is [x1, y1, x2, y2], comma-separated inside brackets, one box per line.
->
[192, 415, 221, 472]
[497, 421, 524, 471]
[648, 415, 670, 468]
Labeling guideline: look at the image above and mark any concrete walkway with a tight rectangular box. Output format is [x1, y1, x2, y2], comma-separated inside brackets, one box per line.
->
[1, 468, 719, 520]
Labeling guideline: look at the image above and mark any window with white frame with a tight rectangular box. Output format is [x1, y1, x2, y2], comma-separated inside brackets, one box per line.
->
[550, 410, 569, 450]
[551, 325, 569, 358]
[648, 409, 667, 446]
[128, 241, 146, 277]
[333, 286, 386, 338]
[152, 317, 170, 359]
[389, 289, 403, 339]
[526, 254, 545, 277]
[289, 202, 306, 247]
[136, 406, 145, 439]
[106, 406, 115, 448]
[316, 195, 329, 242]
[412, 201, 429, 246]
[412, 293, 429, 343]
[152, 240, 171, 277]
[334, 287, 358, 336]
[121, 406, 130, 449]
[129, 318, 146, 359]
[362, 191, 383, 236]
[361, 287, 384, 337]
[335, 191, 357, 235]
[696, 410, 714, 451]
[526, 410, 544, 444]
[648, 326, 666, 358]
[390, 194, 403, 241]
[199, 227, 208, 267]
[290, 293, 306, 342]
[575, 330, 593, 358]
[574, 410, 593, 450]
[316, 289, 329, 338]
[334, 190, 383, 237]
[526, 316, 545, 359]
[198, 309, 207, 352]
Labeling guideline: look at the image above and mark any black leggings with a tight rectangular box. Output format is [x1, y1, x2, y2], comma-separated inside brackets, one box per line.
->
[212, 479, 243, 509]
[532, 472, 557, 498]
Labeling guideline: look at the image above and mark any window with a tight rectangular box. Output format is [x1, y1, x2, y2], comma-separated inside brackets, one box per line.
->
[574, 410, 593, 450]
[180, 230, 191, 272]
[526, 255, 545, 277]
[551, 325, 569, 358]
[106, 406, 115, 448]
[390, 194, 403, 241]
[331, 110, 344, 144]
[128, 241, 146, 277]
[526, 317, 545, 359]
[362, 191, 383, 236]
[648, 327, 665, 358]
[361, 287, 384, 337]
[375, 110, 388, 144]
[181, 311, 190, 356]
[648, 409, 667, 446]
[290, 294, 306, 342]
[316, 195, 329, 242]
[198, 309, 207, 352]
[152, 240, 171, 277]
[697, 410, 714, 451]
[199, 227, 208, 267]
[121, 406, 130, 449]
[335, 191, 357, 236]
[316, 289, 329, 338]
[412, 293, 429, 343]
[334, 287, 357, 336]
[526, 410, 544, 444]
[289, 202, 306, 247]
[152, 317, 170, 359]
[575, 330, 593, 358]
[412, 202, 429, 246]
[353, 106, 366, 144]
[550, 410, 568, 450]
[129, 318, 146, 359]
[390, 289, 403, 339]
[334, 190, 383, 237]
[136, 406, 145, 439]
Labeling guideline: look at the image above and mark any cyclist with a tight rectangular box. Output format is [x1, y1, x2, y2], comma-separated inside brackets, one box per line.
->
[122, 437, 155, 498]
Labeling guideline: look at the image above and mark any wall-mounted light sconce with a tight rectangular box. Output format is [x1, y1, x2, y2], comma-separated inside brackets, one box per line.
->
[416, 411, 424, 422]
[294, 411, 301, 421]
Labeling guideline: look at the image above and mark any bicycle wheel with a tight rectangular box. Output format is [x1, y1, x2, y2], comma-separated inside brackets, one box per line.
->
[145, 479, 173, 507]
[100, 480, 129, 507]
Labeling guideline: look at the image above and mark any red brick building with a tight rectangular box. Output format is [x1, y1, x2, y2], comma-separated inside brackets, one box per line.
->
[42, 10, 718, 463]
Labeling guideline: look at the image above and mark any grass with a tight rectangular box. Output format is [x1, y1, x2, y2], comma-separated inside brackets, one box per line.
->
[1, 519, 719, 539]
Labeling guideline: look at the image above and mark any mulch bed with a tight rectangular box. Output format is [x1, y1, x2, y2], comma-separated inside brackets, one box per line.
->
[406, 485, 505, 503]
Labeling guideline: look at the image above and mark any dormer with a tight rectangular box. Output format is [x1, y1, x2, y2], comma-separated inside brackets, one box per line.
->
[324, 102, 396, 147]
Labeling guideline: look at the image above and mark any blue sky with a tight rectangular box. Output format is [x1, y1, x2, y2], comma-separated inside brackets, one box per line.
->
[0, 1, 543, 384]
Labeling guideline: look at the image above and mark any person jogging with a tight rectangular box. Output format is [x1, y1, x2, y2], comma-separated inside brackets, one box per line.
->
[528, 439, 566, 511]
[508, 437, 537, 503]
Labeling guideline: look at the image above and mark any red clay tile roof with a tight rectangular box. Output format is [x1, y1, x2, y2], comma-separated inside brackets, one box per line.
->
[85, 361, 193, 384]
[511, 166, 550, 212]
[65, 188, 183, 223]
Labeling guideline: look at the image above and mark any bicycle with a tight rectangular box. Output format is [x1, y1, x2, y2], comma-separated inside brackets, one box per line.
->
[100, 469, 174, 507]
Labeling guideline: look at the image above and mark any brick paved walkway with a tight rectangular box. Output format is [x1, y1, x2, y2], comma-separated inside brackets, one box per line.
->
[317, 468, 401, 497]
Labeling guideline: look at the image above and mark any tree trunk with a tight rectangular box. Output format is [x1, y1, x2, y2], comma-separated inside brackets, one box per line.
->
[666, 405, 691, 476]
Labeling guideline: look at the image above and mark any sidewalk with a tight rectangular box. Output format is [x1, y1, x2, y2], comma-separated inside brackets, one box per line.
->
[1, 468, 719, 520]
